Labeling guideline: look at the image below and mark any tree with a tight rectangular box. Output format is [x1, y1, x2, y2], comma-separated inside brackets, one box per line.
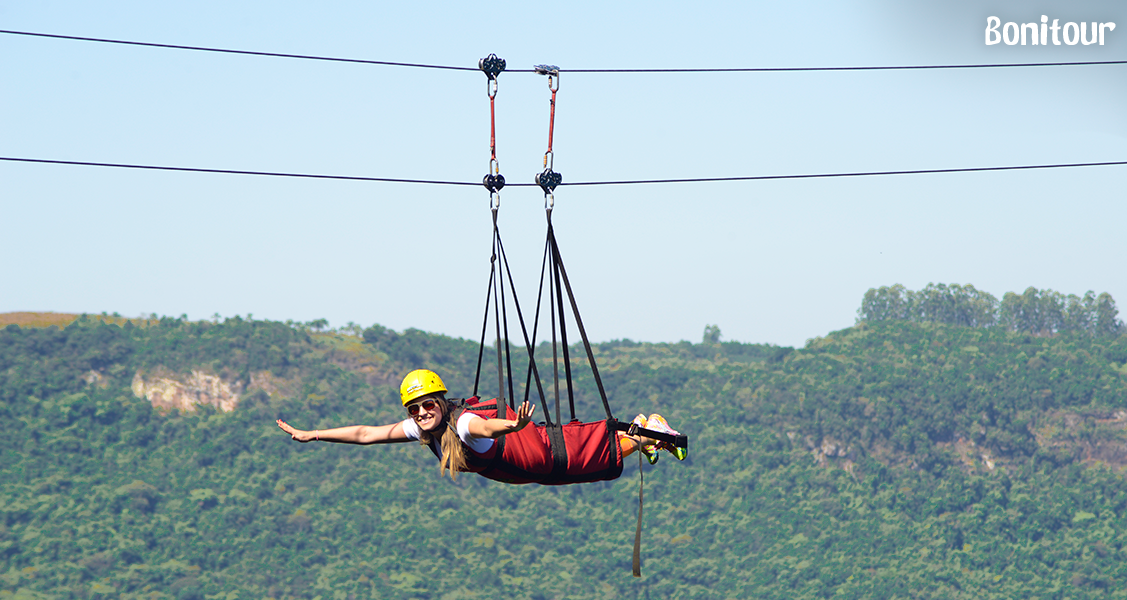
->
[858, 283, 997, 328]
[999, 287, 1067, 334]
[1093, 292, 1123, 337]
[702, 325, 721, 345]
[857, 284, 911, 323]
[860, 283, 1123, 337]
[307, 319, 329, 332]
[1061, 292, 1095, 333]
[914, 283, 998, 328]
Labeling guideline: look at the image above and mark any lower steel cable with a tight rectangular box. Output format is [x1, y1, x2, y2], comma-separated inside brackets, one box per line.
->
[2, 156, 1125, 186]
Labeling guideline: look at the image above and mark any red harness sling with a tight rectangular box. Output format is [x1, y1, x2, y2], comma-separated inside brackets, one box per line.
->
[452, 397, 623, 485]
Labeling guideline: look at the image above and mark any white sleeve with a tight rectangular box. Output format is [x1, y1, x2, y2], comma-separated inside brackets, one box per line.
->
[456, 412, 495, 453]
[400, 417, 420, 441]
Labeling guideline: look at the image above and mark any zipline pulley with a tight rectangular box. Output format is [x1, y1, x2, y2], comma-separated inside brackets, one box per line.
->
[535, 169, 561, 198]
[480, 54, 506, 87]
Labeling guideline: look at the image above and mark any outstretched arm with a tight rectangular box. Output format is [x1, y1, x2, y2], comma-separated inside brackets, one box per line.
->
[276, 419, 410, 445]
[465, 401, 536, 440]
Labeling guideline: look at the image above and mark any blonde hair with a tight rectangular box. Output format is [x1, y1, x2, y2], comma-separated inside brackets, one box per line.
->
[416, 396, 469, 480]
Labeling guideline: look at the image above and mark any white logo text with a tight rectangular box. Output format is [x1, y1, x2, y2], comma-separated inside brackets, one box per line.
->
[986, 16, 1115, 46]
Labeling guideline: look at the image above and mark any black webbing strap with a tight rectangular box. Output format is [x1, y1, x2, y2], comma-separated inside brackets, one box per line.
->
[494, 226, 550, 416]
[549, 228, 576, 422]
[547, 424, 569, 477]
[478, 207, 552, 412]
[549, 257, 562, 426]
[547, 224, 614, 420]
[492, 224, 506, 407]
[544, 244, 572, 471]
[470, 201, 560, 441]
[628, 420, 644, 577]
[472, 248, 496, 398]
[425, 439, 441, 460]
[522, 236, 552, 420]
[496, 227, 516, 409]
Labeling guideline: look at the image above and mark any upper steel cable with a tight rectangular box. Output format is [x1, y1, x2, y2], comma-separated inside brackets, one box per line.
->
[557, 61, 1127, 72]
[3, 30, 1126, 72]
[0, 30, 479, 71]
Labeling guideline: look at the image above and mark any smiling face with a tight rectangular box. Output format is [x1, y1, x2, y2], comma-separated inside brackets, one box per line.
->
[408, 395, 446, 432]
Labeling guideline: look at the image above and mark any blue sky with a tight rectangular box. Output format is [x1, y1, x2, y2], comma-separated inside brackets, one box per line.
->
[2, 0, 1124, 347]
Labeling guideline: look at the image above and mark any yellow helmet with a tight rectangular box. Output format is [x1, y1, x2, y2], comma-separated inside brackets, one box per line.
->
[400, 369, 447, 405]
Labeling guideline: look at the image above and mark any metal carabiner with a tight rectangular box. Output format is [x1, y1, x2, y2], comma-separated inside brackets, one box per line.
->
[544, 192, 554, 212]
[490, 191, 501, 211]
[487, 77, 498, 99]
[542, 151, 554, 171]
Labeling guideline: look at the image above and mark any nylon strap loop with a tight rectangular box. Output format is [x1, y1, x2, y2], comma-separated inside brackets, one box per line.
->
[633, 446, 644, 577]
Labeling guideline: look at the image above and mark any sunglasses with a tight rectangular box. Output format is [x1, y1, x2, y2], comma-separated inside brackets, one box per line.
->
[406, 399, 440, 416]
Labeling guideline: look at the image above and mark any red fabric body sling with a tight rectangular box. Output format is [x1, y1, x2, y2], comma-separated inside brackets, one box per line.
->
[458, 397, 623, 485]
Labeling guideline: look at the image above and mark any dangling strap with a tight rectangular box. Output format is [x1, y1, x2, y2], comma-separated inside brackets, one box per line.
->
[629, 421, 644, 577]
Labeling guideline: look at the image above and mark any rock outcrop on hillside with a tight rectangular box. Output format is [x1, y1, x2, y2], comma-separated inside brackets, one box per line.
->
[131, 369, 241, 412]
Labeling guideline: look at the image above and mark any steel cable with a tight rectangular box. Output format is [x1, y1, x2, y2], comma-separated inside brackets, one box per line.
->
[4, 156, 1125, 187]
[3, 30, 1126, 73]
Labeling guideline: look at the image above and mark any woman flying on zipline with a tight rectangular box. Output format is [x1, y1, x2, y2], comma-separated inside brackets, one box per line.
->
[276, 369, 686, 484]
[277, 58, 687, 487]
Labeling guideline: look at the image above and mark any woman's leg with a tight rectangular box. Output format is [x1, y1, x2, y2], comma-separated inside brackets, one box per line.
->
[646, 414, 687, 460]
[617, 432, 659, 458]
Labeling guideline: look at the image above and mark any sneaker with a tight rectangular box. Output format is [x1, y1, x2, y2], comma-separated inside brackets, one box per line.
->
[647, 414, 687, 461]
[632, 414, 659, 465]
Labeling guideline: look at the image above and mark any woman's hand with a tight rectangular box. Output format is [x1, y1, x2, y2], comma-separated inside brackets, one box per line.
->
[467, 402, 538, 439]
[505, 401, 536, 433]
[277, 419, 314, 443]
[275, 421, 408, 445]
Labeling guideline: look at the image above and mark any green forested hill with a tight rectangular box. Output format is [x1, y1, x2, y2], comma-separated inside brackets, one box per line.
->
[3, 315, 1127, 599]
